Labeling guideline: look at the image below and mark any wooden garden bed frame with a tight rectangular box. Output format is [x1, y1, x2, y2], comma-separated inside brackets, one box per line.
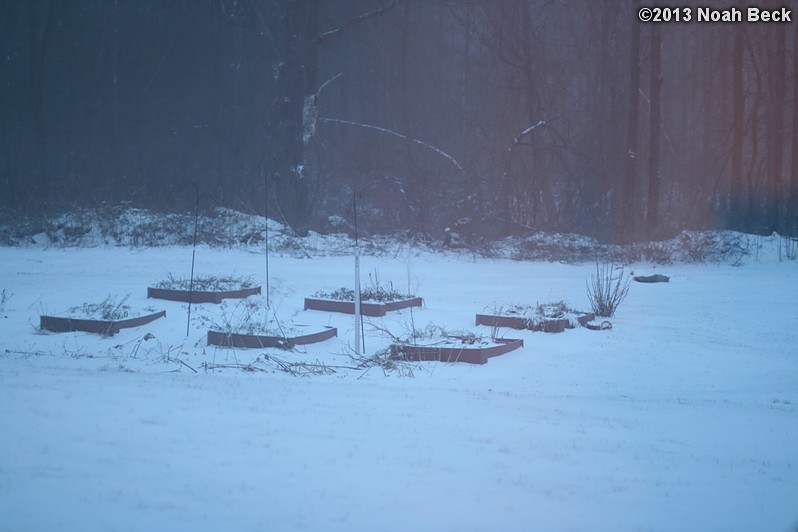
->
[207, 326, 338, 349]
[147, 286, 261, 304]
[389, 338, 523, 365]
[304, 297, 423, 317]
[40, 310, 166, 336]
[475, 312, 595, 333]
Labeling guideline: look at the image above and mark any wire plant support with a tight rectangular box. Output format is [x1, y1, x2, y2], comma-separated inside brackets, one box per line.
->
[173, 182, 202, 338]
[353, 192, 364, 356]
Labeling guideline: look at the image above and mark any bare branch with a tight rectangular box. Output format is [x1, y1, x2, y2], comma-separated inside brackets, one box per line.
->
[317, 73, 343, 98]
[319, 117, 465, 175]
[518, 120, 546, 140]
[316, 1, 398, 45]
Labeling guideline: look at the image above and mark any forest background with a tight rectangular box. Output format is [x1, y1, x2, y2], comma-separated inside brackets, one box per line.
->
[2, 0, 796, 243]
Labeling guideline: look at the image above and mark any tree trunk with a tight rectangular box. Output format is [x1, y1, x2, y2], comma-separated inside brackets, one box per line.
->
[460, 1, 483, 236]
[730, 7, 745, 230]
[521, 3, 542, 229]
[766, 17, 785, 233]
[272, 0, 320, 233]
[622, 0, 641, 240]
[26, 0, 53, 209]
[791, 19, 798, 235]
[647, 22, 662, 234]
[744, 34, 764, 229]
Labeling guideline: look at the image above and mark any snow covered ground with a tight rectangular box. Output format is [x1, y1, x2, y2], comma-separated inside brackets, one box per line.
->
[1, 235, 797, 531]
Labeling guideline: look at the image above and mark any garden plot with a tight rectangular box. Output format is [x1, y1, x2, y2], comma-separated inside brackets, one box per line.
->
[148, 274, 261, 303]
[304, 271, 422, 317]
[39, 294, 166, 336]
[476, 301, 595, 333]
[197, 296, 338, 349]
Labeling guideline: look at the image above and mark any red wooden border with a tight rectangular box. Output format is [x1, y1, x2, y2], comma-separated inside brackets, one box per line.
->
[304, 297, 423, 317]
[475, 312, 594, 333]
[390, 338, 523, 365]
[147, 285, 260, 304]
[40, 311, 166, 336]
[206, 326, 337, 349]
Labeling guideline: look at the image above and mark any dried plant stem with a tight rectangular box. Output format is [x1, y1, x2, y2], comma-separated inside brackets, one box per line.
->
[586, 262, 630, 318]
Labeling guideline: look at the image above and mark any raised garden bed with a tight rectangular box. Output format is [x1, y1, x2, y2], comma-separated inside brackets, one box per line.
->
[148, 274, 260, 304]
[475, 302, 594, 333]
[304, 296, 423, 317]
[148, 285, 261, 304]
[305, 281, 422, 318]
[207, 326, 338, 349]
[40, 294, 166, 336]
[40, 310, 166, 336]
[390, 337, 523, 365]
[199, 297, 338, 349]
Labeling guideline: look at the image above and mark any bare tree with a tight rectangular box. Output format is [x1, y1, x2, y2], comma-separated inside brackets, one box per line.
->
[622, 0, 641, 240]
[765, 13, 786, 233]
[730, 0, 745, 230]
[25, 0, 54, 208]
[647, 22, 662, 234]
[792, 18, 798, 235]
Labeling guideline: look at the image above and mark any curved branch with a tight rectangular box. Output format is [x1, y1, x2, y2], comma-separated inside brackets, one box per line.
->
[315, 1, 398, 46]
[319, 117, 465, 176]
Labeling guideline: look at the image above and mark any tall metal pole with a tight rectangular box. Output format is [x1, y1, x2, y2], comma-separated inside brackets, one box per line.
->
[353, 193, 362, 356]
[264, 172, 271, 310]
[186, 183, 199, 337]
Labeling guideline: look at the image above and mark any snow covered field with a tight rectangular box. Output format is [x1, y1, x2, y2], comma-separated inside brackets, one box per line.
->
[1, 237, 797, 531]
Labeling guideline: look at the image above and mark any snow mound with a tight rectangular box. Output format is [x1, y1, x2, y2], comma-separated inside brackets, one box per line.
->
[1, 206, 795, 265]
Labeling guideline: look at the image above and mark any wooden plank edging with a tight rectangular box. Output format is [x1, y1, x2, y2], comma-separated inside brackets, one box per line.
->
[207, 326, 338, 349]
[40, 310, 166, 336]
[147, 286, 261, 304]
[304, 297, 423, 317]
[390, 338, 524, 365]
[475, 312, 594, 332]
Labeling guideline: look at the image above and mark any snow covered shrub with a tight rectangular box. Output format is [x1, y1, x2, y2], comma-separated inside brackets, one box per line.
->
[678, 231, 749, 264]
[503, 301, 581, 323]
[0, 289, 10, 313]
[70, 294, 132, 320]
[778, 236, 798, 261]
[640, 241, 674, 264]
[369, 317, 483, 347]
[154, 273, 254, 291]
[196, 297, 280, 336]
[313, 270, 414, 302]
[586, 262, 630, 318]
